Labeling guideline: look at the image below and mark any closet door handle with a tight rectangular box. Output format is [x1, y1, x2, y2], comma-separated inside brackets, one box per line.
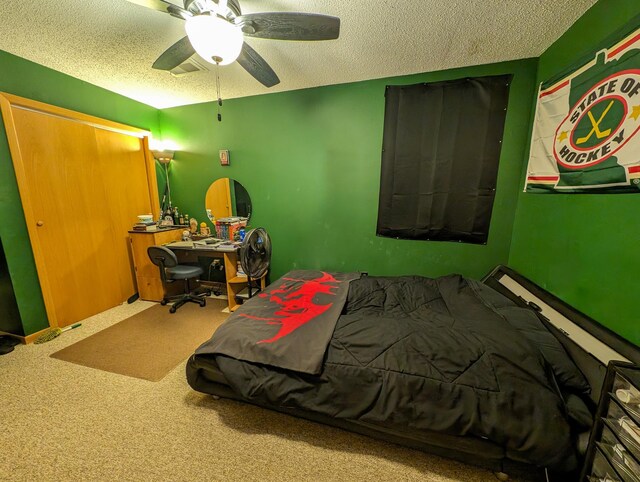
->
[36, 220, 44, 227]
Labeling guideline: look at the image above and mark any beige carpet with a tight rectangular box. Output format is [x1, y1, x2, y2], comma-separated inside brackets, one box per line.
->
[0, 299, 529, 481]
[50, 299, 228, 381]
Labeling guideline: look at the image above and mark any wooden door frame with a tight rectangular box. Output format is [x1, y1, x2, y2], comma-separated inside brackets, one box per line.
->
[0, 92, 160, 329]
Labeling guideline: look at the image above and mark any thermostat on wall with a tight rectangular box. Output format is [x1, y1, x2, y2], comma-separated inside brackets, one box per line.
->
[219, 149, 230, 166]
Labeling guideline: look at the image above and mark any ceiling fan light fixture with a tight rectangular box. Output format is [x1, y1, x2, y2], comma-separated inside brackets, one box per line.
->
[185, 14, 243, 66]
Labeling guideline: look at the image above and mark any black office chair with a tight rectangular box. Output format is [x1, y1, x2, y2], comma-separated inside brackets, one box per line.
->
[147, 246, 208, 313]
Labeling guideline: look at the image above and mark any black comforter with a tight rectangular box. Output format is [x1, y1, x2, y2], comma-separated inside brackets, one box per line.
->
[190, 273, 579, 470]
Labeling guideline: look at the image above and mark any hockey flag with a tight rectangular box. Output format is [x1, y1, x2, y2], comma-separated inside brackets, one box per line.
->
[526, 20, 640, 193]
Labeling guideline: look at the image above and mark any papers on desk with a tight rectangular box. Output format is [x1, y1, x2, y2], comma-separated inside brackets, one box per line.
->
[193, 241, 223, 249]
[166, 240, 196, 248]
[215, 241, 240, 251]
[165, 239, 238, 250]
[194, 238, 226, 248]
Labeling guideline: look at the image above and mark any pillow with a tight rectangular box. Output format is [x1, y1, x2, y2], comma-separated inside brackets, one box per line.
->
[470, 280, 590, 393]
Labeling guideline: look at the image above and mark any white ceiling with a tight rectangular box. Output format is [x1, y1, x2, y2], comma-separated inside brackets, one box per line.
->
[0, 0, 596, 109]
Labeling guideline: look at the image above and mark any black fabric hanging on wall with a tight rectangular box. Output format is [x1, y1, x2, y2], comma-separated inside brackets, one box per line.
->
[376, 75, 512, 244]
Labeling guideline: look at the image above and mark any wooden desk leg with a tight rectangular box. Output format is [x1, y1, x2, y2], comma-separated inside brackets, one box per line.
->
[223, 251, 239, 312]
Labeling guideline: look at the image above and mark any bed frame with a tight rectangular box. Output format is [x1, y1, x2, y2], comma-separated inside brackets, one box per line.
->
[483, 265, 640, 406]
[187, 265, 640, 480]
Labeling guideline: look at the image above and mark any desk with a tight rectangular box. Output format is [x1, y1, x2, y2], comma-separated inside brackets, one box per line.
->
[166, 241, 266, 312]
[129, 227, 184, 302]
[130, 230, 266, 312]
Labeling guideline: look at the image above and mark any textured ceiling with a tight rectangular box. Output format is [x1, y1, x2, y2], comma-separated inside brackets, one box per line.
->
[0, 0, 596, 109]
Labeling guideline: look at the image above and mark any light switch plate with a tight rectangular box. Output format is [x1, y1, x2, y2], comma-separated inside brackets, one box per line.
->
[219, 149, 230, 166]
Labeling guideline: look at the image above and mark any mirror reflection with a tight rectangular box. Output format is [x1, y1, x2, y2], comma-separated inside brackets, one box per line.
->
[205, 178, 252, 222]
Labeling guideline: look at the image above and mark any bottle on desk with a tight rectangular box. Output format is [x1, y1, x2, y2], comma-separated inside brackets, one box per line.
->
[162, 206, 174, 225]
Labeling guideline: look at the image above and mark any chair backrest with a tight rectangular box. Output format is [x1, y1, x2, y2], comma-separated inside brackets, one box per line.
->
[147, 246, 179, 284]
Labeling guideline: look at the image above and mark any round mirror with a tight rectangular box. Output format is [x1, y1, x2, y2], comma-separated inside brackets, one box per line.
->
[205, 178, 252, 222]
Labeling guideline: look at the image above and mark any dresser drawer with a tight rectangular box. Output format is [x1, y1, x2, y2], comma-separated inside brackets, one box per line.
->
[613, 369, 640, 423]
[590, 446, 624, 481]
[603, 416, 640, 463]
[597, 424, 640, 482]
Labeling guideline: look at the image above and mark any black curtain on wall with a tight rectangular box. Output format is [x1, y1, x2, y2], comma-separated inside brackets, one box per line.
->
[376, 75, 512, 244]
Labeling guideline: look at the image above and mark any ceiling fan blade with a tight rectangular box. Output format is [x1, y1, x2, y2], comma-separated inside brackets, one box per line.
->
[227, 0, 242, 16]
[125, 0, 190, 19]
[237, 13, 340, 41]
[152, 36, 195, 71]
[236, 42, 280, 88]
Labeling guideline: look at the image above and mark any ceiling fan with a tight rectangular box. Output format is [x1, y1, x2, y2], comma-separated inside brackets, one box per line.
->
[126, 0, 341, 88]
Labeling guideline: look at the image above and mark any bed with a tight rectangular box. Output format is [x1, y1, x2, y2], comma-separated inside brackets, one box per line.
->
[186, 266, 640, 478]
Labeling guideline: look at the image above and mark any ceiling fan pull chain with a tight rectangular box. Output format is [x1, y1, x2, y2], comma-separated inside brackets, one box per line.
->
[215, 60, 222, 122]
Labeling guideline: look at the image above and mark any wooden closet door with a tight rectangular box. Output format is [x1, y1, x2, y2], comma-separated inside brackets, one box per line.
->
[95, 129, 152, 304]
[4, 99, 156, 328]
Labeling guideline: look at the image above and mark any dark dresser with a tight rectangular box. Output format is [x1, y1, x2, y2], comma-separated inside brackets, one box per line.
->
[582, 362, 640, 481]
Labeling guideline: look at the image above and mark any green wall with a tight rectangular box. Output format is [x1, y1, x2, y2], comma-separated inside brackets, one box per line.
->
[160, 59, 538, 283]
[0, 50, 160, 336]
[509, 0, 640, 345]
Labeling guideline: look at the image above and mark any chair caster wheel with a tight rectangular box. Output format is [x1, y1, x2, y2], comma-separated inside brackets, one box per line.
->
[160, 300, 167, 306]
[213, 291, 221, 297]
[169, 306, 176, 313]
[199, 301, 206, 307]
